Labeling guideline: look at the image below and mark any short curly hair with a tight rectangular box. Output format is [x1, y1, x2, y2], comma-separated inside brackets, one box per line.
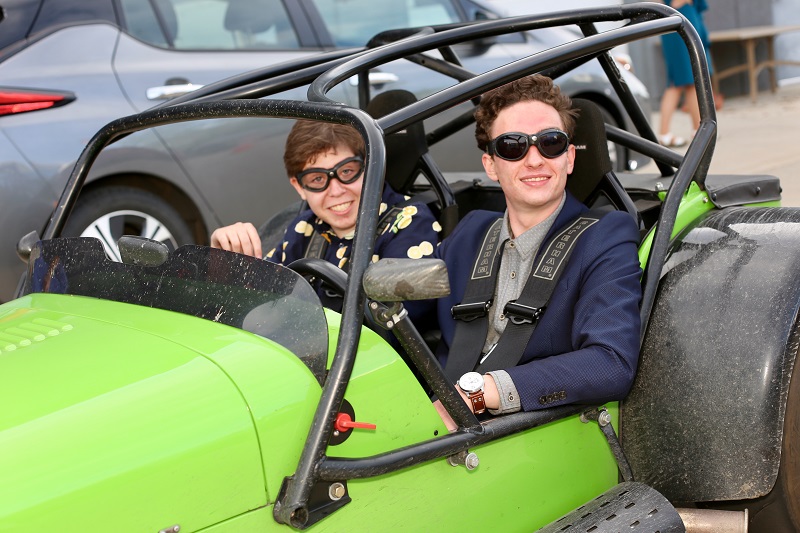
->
[283, 120, 365, 178]
[474, 74, 578, 152]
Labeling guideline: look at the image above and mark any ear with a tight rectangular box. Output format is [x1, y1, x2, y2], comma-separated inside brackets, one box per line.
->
[289, 177, 307, 201]
[482, 152, 499, 183]
[565, 144, 576, 175]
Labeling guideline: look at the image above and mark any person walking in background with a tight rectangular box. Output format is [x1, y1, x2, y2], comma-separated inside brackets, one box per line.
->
[658, 0, 715, 147]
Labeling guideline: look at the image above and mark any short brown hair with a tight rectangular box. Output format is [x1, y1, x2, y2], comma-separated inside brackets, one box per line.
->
[474, 74, 578, 152]
[283, 120, 365, 178]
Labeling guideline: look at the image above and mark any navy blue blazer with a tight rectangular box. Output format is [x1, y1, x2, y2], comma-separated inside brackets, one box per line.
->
[434, 192, 642, 411]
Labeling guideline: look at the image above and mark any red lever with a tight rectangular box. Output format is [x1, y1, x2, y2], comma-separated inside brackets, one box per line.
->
[335, 412, 376, 432]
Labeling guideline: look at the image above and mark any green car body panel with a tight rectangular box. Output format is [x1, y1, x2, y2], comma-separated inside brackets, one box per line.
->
[0, 293, 618, 532]
[637, 182, 781, 268]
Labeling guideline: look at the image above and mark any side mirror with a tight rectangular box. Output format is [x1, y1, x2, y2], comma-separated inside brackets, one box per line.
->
[363, 258, 450, 302]
[118, 236, 169, 267]
[16, 230, 40, 264]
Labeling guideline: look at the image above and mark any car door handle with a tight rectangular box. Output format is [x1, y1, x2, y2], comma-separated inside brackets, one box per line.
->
[146, 83, 204, 101]
[348, 72, 400, 87]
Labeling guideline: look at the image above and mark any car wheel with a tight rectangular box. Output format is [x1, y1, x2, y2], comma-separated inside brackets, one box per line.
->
[597, 104, 627, 171]
[62, 186, 194, 261]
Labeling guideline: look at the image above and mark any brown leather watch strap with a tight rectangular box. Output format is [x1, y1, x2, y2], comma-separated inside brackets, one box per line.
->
[468, 391, 486, 415]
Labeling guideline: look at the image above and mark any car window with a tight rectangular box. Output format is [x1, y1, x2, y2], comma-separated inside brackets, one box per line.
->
[31, 0, 117, 30]
[119, 0, 300, 50]
[311, 0, 461, 47]
[0, 0, 41, 52]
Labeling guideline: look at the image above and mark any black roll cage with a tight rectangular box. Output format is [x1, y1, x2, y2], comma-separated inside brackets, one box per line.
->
[39, 3, 716, 529]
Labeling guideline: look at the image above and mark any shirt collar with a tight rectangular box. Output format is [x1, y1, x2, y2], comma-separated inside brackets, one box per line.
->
[499, 191, 566, 256]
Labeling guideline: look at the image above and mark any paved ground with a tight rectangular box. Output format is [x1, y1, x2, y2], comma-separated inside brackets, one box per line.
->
[644, 82, 800, 206]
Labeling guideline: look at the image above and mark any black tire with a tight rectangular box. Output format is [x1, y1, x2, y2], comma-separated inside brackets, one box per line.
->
[62, 186, 194, 262]
[597, 105, 627, 172]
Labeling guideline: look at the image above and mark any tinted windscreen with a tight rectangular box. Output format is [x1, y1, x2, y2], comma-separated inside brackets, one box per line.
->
[26, 237, 328, 381]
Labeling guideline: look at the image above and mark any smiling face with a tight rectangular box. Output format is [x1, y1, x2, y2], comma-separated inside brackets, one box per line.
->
[482, 100, 575, 236]
[290, 145, 362, 238]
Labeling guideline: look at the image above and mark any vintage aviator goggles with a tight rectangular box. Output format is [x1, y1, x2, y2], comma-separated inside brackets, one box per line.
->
[487, 129, 570, 161]
[295, 156, 365, 192]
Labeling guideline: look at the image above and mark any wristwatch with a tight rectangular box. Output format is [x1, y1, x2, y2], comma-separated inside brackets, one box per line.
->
[457, 371, 487, 415]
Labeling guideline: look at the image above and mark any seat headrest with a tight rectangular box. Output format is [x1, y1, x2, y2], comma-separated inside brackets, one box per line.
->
[224, 0, 275, 33]
[567, 98, 613, 203]
[366, 90, 428, 193]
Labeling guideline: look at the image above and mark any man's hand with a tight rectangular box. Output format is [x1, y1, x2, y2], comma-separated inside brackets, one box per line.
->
[210, 222, 262, 258]
[433, 374, 501, 431]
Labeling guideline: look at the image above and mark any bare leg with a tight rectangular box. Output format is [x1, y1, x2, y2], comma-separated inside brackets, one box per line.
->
[659, 86, 684, 136]
[683, 85, 701, 131]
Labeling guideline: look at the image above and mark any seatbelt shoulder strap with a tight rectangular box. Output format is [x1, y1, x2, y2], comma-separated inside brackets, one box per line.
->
[443, 216, 505, 382]
[475, 210, 606, 373]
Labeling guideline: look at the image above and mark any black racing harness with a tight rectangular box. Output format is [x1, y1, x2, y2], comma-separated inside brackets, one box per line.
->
[443, 211, 605, 383]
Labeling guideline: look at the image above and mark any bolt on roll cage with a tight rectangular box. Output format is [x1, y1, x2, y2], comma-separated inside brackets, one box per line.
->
[38, 3, 715, 529]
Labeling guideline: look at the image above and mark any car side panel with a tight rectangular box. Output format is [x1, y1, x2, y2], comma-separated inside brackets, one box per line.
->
[281, 312, 619, 531]
[0, 132, 56, 302]
[0, 26, 134, 184]
[0, 25, 140, 301]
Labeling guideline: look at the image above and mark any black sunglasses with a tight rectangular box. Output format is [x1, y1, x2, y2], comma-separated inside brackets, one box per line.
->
[487, 129, 570, 161]
[295, 156, 365, 192]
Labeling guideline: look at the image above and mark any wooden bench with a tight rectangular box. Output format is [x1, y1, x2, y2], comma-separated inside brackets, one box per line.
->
[710, 25, 800, 102]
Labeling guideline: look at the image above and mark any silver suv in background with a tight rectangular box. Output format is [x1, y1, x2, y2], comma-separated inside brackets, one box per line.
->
[0, 0, 651, 302]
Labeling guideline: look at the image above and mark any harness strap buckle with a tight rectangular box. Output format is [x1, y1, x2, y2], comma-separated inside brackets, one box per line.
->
[451, 300, 493, 322]
[504, 300, 545, 325]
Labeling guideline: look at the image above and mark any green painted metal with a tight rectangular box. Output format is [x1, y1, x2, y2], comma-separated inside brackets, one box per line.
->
[0, 294, 618, 532]
[316, 409, 619, 532]
[637, 183, 713, 268]
[637, 184, 782, 269]
[0, 293, 296, 532]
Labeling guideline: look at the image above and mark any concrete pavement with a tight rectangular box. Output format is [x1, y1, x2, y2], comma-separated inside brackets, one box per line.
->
[644, 82, 800, 206]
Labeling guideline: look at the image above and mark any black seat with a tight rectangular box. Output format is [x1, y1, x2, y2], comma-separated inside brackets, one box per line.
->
[365, 90, 427, 194]
[568, 98, 643, 232]
[365, 90, 458, 237]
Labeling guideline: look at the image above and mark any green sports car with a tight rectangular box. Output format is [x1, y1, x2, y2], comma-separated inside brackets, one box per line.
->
[2, 3, 799, 532]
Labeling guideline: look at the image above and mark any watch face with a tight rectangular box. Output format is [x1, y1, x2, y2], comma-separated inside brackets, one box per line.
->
[458, 371, 484, 393]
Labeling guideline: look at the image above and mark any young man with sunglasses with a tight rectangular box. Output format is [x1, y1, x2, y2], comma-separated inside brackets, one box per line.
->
[433, 75, 642, 428]
[211, 119, 440, 311]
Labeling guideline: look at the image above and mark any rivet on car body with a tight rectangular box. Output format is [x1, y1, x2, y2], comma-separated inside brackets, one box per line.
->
[329, 482, 346, 500]
[158, 525, 180, 533]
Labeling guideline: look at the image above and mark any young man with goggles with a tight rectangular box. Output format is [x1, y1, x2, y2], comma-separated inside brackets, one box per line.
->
[211, 119, 440, 312]
[432, 74, 642, 428]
